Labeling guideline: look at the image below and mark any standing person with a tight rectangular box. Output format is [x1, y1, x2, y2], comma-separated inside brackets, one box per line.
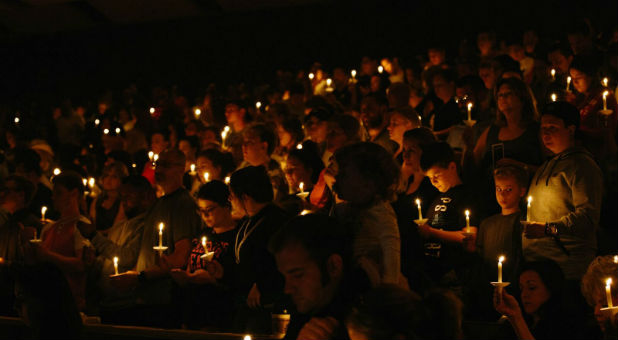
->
[224, 100, 251, 165]
[170, 181, 237, 330]
[523, 102, 603, 282]
[89, 162, 129, 234]
[109, 149, 202, 328]
[229, 166, 288, 333]
[360, 94, 397, 154]
[29, 171, 91, 312]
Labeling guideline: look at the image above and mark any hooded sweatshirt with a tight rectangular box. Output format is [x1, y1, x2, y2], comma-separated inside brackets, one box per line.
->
[523, 146, 603, 280]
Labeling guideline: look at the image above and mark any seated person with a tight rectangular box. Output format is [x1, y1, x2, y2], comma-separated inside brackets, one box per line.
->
[89, 162, 129, 234]
[270, 214, 371, 340]
[417, 142, 479, 294]
[170, 181, 237, 330]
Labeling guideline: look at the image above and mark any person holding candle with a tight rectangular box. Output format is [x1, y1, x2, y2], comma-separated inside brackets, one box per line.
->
[391, 128, 438, 291]
[493, 260, 590, 340]
[467, 77, 542, 216]
[28, 171, 92, 312]
[280, 144, 327, 215]
[581, 255, 618, 336]
[110, 149, 201, 328]
[224, 100, 251, 165]
[417, 142, 479, 296]
[273, 117, 305, 164]
[427, 68, 463, 141]
[387, 106, 422, 163]
[360, 94, 398, 155]
[524, 102, 603, 281]
[188, 149, 235, 196]
[228, 165, 288, 333]
[170, 181, 238, 330]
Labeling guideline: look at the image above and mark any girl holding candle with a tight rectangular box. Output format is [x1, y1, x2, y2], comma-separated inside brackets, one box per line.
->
[581, 255, 618, 335]
[494, 260, 589, 340]
[89, 162, 128, 235]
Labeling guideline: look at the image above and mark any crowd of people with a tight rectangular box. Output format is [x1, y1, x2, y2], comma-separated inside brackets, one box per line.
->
[1, 21, 618, 339]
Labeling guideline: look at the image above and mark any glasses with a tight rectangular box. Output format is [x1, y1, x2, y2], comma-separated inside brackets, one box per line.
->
[198, 205, 218, 216]
[454, 95, 470, 104]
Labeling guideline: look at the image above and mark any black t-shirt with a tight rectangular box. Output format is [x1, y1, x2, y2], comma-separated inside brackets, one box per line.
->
[188, 227, 238, 288]
[424, 184, 478, 281]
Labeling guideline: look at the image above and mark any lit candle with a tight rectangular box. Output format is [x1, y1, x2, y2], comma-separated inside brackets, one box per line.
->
[467, 102, 473, 121]
[201, 236, 207, 252]
[551, 93, 557, 102]
[149, 107, 155, 114]
[88, 177, 95, 190]
[256, 101, 262, 110]
[550, 68, 556, 81]
[498, 256, 505, 283]
[95, 118, 100, 126]
[308, 73, 315, 80]
[614, 255, 618, 264]
[351, 69, 357, 79]
[603, 90, 609, 111]
[103, 128, 110, 135]
[224, 176, 231, 185]
[299, 182, 304, 193]
[243, 335, 252, 340]
[526, 196, 532, 222]
[41, 206, 47, 221]
[566, 76, 571, 91]
[153, 154, 159, 163]
[195, 108, 201, 118]
[606, 278, 613, 308]
[416, 199, 423, 220]
[190, 164, 196, 174]
[113, 256, 119, 275]
[14, 117, 20, 124]
[148, 151, 154, 162]
[53, 168, 61, 176]
[603, 77, 609, 88]
[326, 78, 332, 87]
[158, 222, 164, 248]
[378, 65, 384, 74]
[465, 210, 471, 233]
[203, 172, 210, 182]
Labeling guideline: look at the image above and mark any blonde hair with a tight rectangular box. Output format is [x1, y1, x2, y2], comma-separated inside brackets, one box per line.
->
[581, 255, 618, 306]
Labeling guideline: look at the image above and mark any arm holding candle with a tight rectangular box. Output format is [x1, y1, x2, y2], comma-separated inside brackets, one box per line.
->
[418, 223, 478, 244]
[493, 288, 536, 340]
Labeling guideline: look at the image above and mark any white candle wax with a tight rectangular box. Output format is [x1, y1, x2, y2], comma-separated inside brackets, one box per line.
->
[465, 210, 471, 232]
[158, 223, 164, 248]
[566, 76, 571, 91]
[224, 176, 231, 185]
[416, 199, 423, 220]
[606, 278, 613, 308]
[551, 93, 557, 102]
[113, 257, 119, 275]
[526, 196, 532, 222]
[550, 68, 556, 81]
[201, 236, 207, 252]
[498, 256, 504, 283]
[467, 103, 473, 121]
[41, 206, 47, 221]
[190, 164, 196, 174]
[603, 91, 609, 111]
[299, 182, 304, 193]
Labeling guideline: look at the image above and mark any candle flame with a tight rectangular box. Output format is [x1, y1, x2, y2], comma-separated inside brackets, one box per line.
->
[550, 69, 555, 77]
[53, 168, 61, 176]
[158, 222, 164, 232]
[153, 154, 159, 162]
[113, 257, 118, 265]
[351, 69, 357, 78]
[415, 198, 421, 206]
[527, 196, 532, 207]
[190, 164, 196, 172]
[296, 143, 303, 150]
[82, 178, 88, 186]
[224, 176, 231, 185]
[603, 78, 609, 87]
[299, 182, 304, 192]
[499, 255, 505, 263]
[88, 177, 95, 188]
[467, 102, 473, 110]
[41, 206, 47, 215]
[326, 78, 332, 87]
[308, 73, 315, 80]
[148, 151, 154, 160]
[607, 278, 613, 287]
[603, 90, 609, 99]
[149, 107, 155, 114]
[243, 335, 252, 340]
[614, 255, 618, 264]
[195, 108, 201, 116]
[95, 119, 100, 125]
[103, 128, 110, 135]
[378, 65, 384, 73]
[256, 101, 262, 109]
[201, 236, 207, 248]
[465, 209, 470, 217]
[204, 172, 210, 182]
[567, 76, 572, 83]
[551, 93, 557, 102]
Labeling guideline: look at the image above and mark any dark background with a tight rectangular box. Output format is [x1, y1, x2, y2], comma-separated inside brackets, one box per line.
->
[0, 0, 616, 105]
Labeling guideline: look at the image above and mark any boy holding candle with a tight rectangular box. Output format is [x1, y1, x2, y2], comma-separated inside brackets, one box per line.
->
[417, 142, 478, 292]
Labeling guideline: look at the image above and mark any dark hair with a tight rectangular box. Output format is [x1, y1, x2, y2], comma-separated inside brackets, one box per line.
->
[196, 149, 236, 178]
[244, 123, 277, 155]
[455, 75, 486, 93]
[548, 42, 573, 58]
[494, 77, 539, 126]
[2, 175, 36, 205]
[121, 175, 155, 197]
[280, 118, 305, 145]
[13, 148, 42, 177]
[328, 114, 361, 142]
[420, 142, 455, 172]
[151, 128, 170, 142]
[334, 142, 400, 202]
[287, 144, 324, 184]
[540, 101, 580, 129]
[403, 127, 437, 149]
[230, 165, 273, 203]
[519, 261, 565, 316]
[346, 285, 423, 340]
[269, 214, 350, 279]
[179, 135, 200, 151]
[569, 55, 598, 78]
[52, 171, 85, 196]
[197, 180, 231, 208]
[431, 68, 457, 84]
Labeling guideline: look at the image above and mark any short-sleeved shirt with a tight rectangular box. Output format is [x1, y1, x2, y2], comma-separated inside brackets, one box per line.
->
[424, 185, 478, 282]
[188, 228, 237, 288]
